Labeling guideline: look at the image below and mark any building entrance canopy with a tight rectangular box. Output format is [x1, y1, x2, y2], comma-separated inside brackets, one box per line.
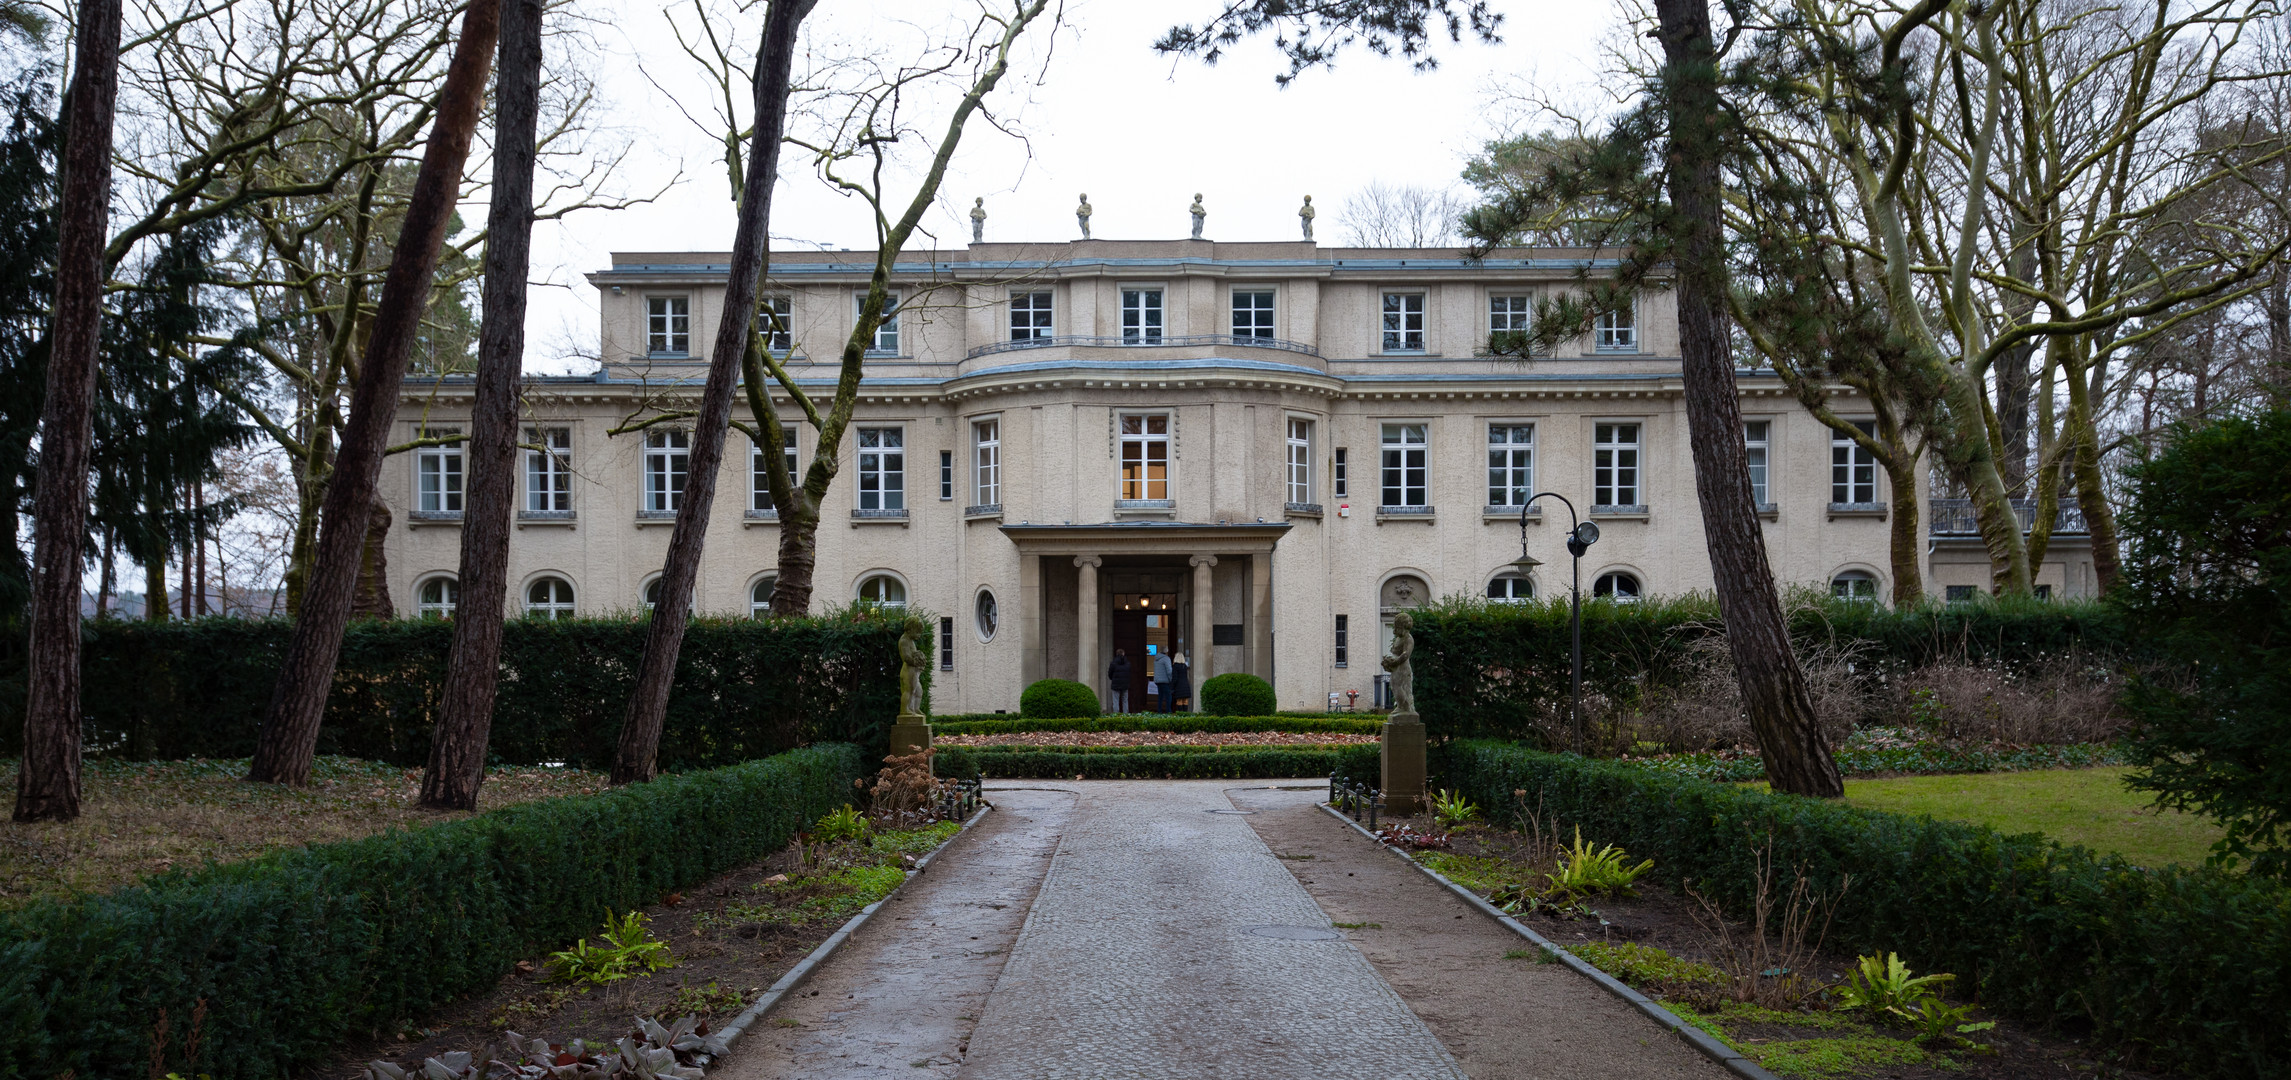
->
[999, 522, 1288, 712]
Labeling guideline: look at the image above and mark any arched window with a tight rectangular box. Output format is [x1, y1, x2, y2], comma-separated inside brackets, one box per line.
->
[975, 589, 999, 641]
[857, 574, 907, 609]
[1831, 570, 1879, 603]
[1593, 572, 1641, 602]
[416, 577, 458, 619]
[642, 577, 691, 614]
[750, 576, 777, 618]
[1486, 575, 1534, 603]
[525, 576, 575, 619]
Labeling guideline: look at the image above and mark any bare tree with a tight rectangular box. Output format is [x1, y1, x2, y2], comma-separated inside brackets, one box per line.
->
[1335, 180, 1465, 246]
[15, 0, 122, 822]
[247, 0, 501, 787]
[420, 0, 543, 811]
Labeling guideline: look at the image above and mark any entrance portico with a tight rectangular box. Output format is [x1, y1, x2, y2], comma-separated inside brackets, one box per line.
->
[1000, 522, 1288, 711]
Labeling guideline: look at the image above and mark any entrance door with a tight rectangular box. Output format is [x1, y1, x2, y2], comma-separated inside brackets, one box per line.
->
[1110, 595, 1176, 709]
[1111, 610, 1147, 709]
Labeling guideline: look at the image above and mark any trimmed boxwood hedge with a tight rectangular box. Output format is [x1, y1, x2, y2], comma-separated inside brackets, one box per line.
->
[35, 612, 916, 766]
[1018, 678, 1100, 720]
[0, 744, 864, 1080]
[1441, 740, 2290, 1078]
[1199, 673, 1277, 716]
[937, 744, 1375, 780]
[934, 715, 1384, 737]
[1410, 593, 2143, 743]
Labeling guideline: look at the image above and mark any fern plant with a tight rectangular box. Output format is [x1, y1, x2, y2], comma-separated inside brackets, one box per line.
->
[1545, 827, 1654, 898]
[1427, 788, 1481, 829]
[811, 804, 872, 844]
[1836, 952, 1953, 1020]
[546, 910, 676, 985]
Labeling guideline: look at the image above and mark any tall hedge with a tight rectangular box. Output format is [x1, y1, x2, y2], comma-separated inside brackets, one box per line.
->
[1442, 741, 2290, 1078]
[1409, 592, 2141, 742]
[0, 744, 864, 1080]
[44, 611, 921, 767]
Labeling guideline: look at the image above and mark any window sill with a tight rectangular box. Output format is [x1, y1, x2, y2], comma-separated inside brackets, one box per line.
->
[1376, 349, 1437, 357]
[1756, 502, 1779, 520]
[1483, 505, 1541, 521]
[645, 352, 692, 360]
[744, 508, 780, 528]
[1376, 505, 1435, 523]
[1827, 502, 1889, 520]
[408, 511, 464, 528]
[1283, 501, 1323, 519]
[516, 510, 576, 529]
[1593, 345, 1641, 355]
[1114, 499, 1176, 520]
[852, 508, 910, 526]
[635, 510, 679, 528]
[1591, 505, 1649, 520]
[965, 504, 1004, 522]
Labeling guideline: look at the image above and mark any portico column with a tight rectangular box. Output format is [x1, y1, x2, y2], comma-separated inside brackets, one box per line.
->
[1189, 554, 1217, 713]
[1074, 555, 1102, 706]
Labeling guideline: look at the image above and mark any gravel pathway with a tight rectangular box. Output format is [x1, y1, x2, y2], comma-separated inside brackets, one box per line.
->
[959, 780, 1468, 1080]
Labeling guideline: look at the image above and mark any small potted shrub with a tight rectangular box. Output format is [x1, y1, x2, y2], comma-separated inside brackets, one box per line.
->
[1200, 672, 1276, 716]
[1020, 678, 1101, 720]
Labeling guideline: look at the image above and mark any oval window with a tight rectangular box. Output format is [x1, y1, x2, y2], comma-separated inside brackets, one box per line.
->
[975, 589, 999, 641]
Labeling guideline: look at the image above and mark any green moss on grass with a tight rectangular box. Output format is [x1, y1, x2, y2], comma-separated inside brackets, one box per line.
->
[1415, 851, 1541, 895]
[1750, 1035, 1938, 1078]
[1570, 941, 1727, 987]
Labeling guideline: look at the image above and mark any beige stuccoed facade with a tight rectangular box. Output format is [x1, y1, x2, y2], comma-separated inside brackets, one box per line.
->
[382, 238, 2095, 713]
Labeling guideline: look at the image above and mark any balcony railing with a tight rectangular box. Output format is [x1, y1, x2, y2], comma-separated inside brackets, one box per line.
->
[1928, 497, 2088, 536]
[966, 333, 1322, 361]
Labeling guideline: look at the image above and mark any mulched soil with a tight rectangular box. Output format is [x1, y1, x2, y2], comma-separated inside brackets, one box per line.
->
[1381, 812, 2162, 1080]
[934, 731, 1378, 748]
[308, 823, 955, 1079]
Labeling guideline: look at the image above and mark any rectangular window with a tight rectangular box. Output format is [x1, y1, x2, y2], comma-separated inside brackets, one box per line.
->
[1380, 423, 1428, 507]
[416, 427, 464, 514]
[1832, 422, 1877, 504]
[973, 419, 1001, 505]
[1119, 413, 1170, 499]
[1596, 304, 1638, 352]
[1286, 418, 1313, 504]
[523, 426, 571, 513]
[760, 294, 793, 354]
[1486, 424, 1535, 506]
[1490, 294, 1531, 334]
[1334, 613, 1350, 668]
[1594, 423, 1641, 507]
[751, 429, 796, 512]
[940, 616, 955, 670]
[858, 292, 901, 355]
[1382, 292, 1426, 352]
[1121, 288, 1163, 345]
[939, 450, 954, 500]
[1233, 290, 1275, 341]
[1744, 420, 1771, 506]
[646, 296, 689, 355]
[644, 428, 689, 513]
[1946, 584, 1979, 603]
[857, 426, 905, 510]
[1010, 290, 1053, 340]
[1333, 447, 1348, 497]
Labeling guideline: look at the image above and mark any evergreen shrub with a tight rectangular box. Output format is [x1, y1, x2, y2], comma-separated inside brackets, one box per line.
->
[0, 744, 864, 1080]
[933, 715, 1383, 736]
[1442, 740, 2290, 1078]
[29, 611, 917, 766]
[1409, 593, 2141, 744]
[1199, 672, 1276, 716]
[1017, 678, 1100, 720]
[937, 744, 1375, 780]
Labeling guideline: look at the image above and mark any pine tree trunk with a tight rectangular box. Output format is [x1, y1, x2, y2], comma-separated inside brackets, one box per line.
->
[16, 0, 123, 823]
[423, 0, 541, 811]
[351, 502, 395, 619]
[248, 0, 502, 786]
[614, 0, 816, 784]
[1652, 0, 1842, 798]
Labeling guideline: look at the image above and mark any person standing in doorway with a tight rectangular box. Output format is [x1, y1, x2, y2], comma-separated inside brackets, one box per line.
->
[1170, 652, 1193, 714]
[1154, 650, 1174, 713]
[1108, 648, 1131, 713]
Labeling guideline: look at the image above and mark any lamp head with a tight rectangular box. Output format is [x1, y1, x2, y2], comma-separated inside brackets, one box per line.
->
[1510, 552, 1543, 574]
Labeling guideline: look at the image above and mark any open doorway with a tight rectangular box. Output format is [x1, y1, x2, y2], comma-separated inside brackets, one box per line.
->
[1111, 592, 1178, 710]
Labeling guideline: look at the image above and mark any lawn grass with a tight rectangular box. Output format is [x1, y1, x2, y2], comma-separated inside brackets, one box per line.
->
[0, 756, 608, 909]
[1836, 767, 2227, 869]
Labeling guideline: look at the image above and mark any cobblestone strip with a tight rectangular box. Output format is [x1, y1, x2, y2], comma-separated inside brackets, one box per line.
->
[960, 780, 1469, 1080]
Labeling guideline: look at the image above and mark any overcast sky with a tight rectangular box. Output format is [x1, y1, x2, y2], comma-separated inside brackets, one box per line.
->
[518, 0, 1625, 371]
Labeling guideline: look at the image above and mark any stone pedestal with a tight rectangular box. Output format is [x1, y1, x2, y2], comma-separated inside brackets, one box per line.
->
[1380, 712, 1426, 816]
[888, 714, 933, 759]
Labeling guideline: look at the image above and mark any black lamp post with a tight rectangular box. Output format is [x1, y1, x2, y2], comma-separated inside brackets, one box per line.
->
[1513, 494, 1598, 752]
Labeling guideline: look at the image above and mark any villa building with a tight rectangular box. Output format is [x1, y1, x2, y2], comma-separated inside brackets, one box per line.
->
[381, 237, 2095, 712]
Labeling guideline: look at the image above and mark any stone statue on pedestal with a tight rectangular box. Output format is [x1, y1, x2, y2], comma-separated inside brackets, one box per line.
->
[1299, 195, 1316, 240]
[1189, 193, 1206, 239]
[970, 197, 986, 244]
[1075, 193, 1093, 240]
[1381, 610, 1416, 715]
[897, 616, 928, 717]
